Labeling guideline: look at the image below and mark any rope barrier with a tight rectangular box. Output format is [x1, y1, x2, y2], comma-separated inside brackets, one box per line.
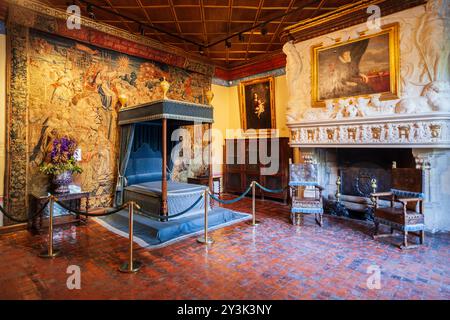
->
[0, 181, 284, 225]
[1, 181, 283, 272]
[254, 182, 286, 194]
[54, 200, 130, 217]
[208, 185, 253, 204]
[0, 200, 50, 223]
[56, 193, 204, 221]
[135, 194, 204, 220]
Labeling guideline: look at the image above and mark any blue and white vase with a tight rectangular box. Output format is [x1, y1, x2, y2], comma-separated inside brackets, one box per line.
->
[52, 171, 72, 194]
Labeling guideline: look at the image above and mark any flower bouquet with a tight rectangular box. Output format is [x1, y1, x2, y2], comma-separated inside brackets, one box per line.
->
[40, 136, 83, 193]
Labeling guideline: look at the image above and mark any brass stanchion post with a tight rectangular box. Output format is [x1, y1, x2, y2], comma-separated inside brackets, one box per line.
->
[247, 181, 260, 226]
[119, 201, 143, 273]
[39, 196, 60, 258]
[197, 188, 214, 244]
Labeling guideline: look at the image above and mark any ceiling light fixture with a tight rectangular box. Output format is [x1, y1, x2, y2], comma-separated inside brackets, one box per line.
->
[238, 33, 244, 42]
[225, 40, 231, 48]
[199, 46, 205, 55]
[260, 24, 268, 36]
[139, 25, 145, 36]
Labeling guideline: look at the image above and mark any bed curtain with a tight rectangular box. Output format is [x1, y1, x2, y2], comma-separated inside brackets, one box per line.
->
[114, 124, 136, 206]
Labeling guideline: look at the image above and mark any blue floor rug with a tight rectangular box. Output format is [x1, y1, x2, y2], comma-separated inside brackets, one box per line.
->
[94, 208, 251, 249]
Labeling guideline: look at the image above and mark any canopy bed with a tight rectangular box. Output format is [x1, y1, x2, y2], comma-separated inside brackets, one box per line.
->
[115, 99, 214, 219]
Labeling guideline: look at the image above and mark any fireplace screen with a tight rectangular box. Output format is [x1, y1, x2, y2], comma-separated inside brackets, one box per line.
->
[339, 166, 391, 197]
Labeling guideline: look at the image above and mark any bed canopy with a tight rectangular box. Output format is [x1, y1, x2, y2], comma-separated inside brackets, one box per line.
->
[115, 99, 214, 218]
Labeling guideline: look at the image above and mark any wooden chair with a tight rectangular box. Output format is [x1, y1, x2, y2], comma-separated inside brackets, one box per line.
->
[289, 163, 324, 227]
[371, 189, 425, 249]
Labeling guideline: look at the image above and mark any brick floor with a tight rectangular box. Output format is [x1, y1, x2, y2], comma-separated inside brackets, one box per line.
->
[0, 197, 449, 300]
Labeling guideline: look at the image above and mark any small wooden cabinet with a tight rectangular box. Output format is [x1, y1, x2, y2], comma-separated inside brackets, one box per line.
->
[223, 137, 291, 203]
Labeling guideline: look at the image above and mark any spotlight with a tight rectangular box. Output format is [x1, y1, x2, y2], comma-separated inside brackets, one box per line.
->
[260, 23, 268, 36]
[139, 25, 145, 36]
[225, 40, 231, 48]
[238, 33, 244, 42]
[199, 46, 205, 55]
[87, 4, 95, 20]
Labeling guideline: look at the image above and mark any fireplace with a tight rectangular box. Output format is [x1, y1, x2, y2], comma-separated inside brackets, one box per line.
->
[337, 148, 415, 196]
[288, 144, 450, 232]
[286, 104, 450, 233]
[318, 148, 416, 220]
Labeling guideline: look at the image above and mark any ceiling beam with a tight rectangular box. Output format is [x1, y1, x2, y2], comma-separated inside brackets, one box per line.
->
[77, 0, 204, 47]
[204, 0, 318, 48]
[135, 0, 164, 44]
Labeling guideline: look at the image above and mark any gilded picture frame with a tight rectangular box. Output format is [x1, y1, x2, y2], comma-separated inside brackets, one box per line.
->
[238, 76, 276, 133]
[311, 23, 400, 107]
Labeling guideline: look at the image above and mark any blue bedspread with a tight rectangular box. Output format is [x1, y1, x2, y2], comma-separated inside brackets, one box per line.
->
[96, 207, 251, 246]
[126, 181, 206, 195]
[125, 181, 207, 219]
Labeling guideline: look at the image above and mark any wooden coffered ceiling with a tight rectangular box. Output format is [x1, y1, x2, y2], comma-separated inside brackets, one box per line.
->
[10, 0, 427, 69]
[31, 0, 355, 67]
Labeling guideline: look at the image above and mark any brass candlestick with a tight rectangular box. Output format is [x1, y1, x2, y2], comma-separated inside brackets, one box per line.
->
[335, 176, 342, 203]
[370, 178, 378, 208]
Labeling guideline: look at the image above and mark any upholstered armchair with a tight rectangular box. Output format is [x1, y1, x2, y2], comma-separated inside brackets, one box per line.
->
[371, 189, 425, 249]
[289, 163, 324, 227]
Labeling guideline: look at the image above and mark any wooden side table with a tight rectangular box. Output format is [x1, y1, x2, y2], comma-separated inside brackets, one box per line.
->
[29, 185, 90, 233]
[187, 176, 221, 194]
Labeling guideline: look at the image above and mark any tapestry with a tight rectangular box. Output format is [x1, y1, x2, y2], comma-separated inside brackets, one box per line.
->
[171, 124, 210, 183]
[26, 29, 211, 207]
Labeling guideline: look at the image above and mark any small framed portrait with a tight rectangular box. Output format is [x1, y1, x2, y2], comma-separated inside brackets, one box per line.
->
[238, 76, 276, 132]
[311, 23, 400, 107]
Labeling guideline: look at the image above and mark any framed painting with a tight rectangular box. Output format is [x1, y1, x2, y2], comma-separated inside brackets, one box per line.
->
[238, 76, 276, 133]
[311, 23, 400, 107]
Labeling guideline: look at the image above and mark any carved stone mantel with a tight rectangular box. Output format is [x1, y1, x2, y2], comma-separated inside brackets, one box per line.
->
[288, 113, 450, 148]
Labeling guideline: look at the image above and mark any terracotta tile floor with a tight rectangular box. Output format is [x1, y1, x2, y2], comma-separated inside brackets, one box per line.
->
[0, 196, 449, 300]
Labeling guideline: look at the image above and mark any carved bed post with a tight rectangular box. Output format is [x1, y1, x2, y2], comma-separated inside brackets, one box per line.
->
[161, 118, 168, 217]
[208, 123, 213, 192]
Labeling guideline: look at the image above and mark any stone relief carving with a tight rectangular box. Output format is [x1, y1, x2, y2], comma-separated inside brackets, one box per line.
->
[290, 114, 450, 147]
[282, 41, 303, 123]
[396, 0, 450, 113]
[418, 0, 450, 83]
[422, 81, 450, 112]
[302, 95, 397, 121]
[395, 95, 433, 114]
[284, 0, 450, 124]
